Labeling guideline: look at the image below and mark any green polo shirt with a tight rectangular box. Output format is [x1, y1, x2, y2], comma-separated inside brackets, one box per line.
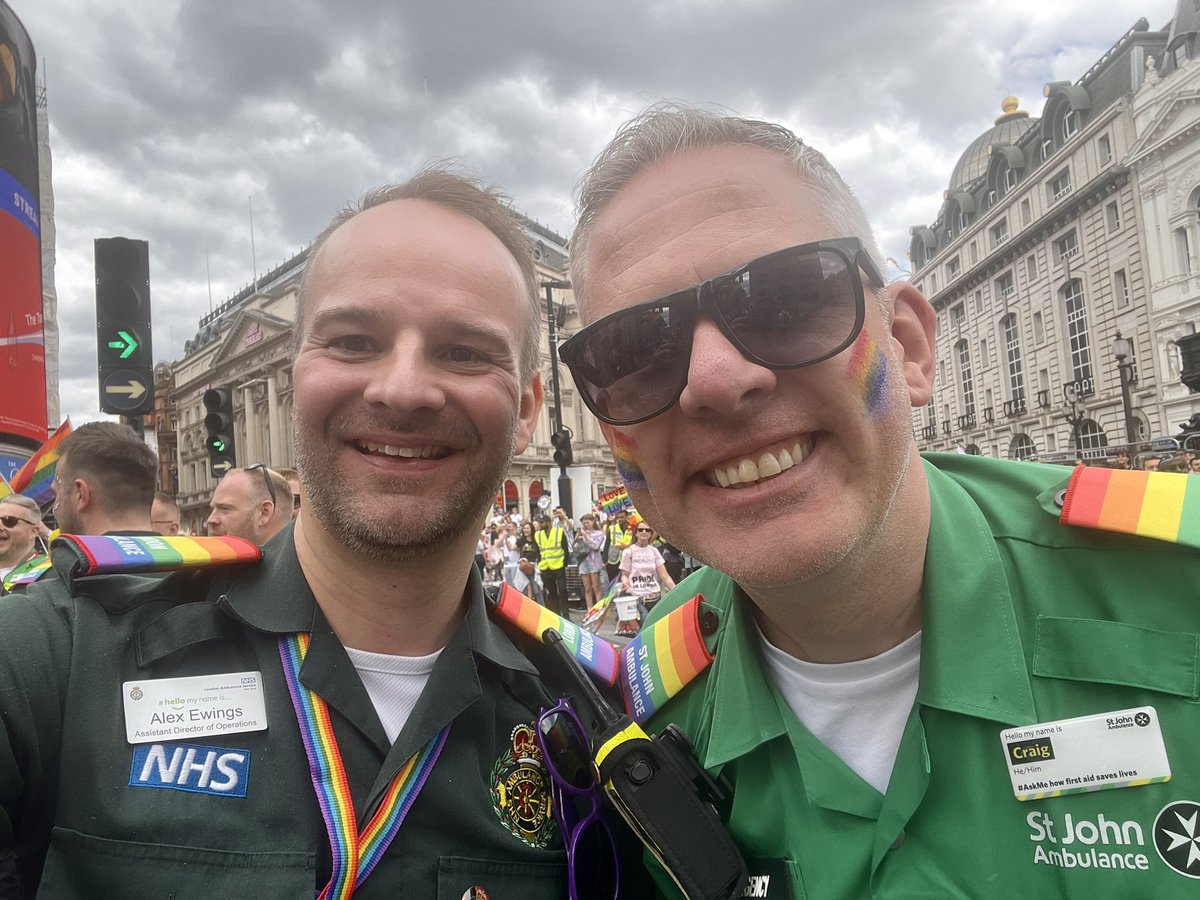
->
[0, 526, 597, 898]
[644, 454, 1200, 898]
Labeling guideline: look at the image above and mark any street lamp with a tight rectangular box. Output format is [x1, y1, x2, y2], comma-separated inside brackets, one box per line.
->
[1113, 332, 1138, 443]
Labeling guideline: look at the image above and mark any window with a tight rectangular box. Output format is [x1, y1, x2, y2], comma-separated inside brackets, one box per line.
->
[995, 271, 1015, 300]
[957, 340, 976, 420]
[1048, 169, 1072, 202]
[969, 240, 979, 264]
[1003, 314, 1026, 403]
[1076, 420, 1107, 452]
[1041, 139, 1054, 162]
[1010, 434, 1036, 461]
[979, 338, 989, 366]
[991, 219, 1009, 247]
[996, 163, 1011, 198]
[1055, 230, 1079, 260]
[1026, 255, 1037, 283]
[974, 289, 984, 315]
[1114, 269, 1130, 309]
[1033, 310, 1045, 344]
[1106, 201, 1120, 232]
[1064, 279, 1094, 387]
[1039, 369, 1050, 392]
[1061, 110, 1080, 142]
[1099, 134, 1112, 165]
[939, 359, 947, 386]
[951, 303, 965, 327]
[986, 189, 998, 208]
[1175, 227, 1192, 274]
[1021, 198, 1032, 225]
[1005, 167, 1018, 191]
[929, 272, 939, 293]
[947, 257, 961, 279]
[959, 211, 970, 231]
[1174, 44, 1188, 70]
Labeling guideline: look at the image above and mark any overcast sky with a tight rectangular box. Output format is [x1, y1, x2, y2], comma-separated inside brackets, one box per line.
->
[11, 0, 1181, 428]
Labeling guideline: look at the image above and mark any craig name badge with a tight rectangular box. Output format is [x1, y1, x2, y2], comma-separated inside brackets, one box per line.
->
[1000, 706, 1170, 801]
[123, 671, 268, 744]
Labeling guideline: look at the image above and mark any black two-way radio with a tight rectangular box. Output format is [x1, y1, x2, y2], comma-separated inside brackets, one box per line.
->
[543, 629, 747, 900]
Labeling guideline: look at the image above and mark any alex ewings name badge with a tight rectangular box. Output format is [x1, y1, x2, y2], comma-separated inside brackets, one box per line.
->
[1000, 706, 1171, 802]
[123, 671, 268, 744]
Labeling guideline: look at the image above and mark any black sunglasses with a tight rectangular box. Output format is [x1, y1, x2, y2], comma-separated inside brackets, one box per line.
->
[0, 515, 37, 529]
[560, 237, 883, 426]
[536, 699, 619, 900]
[635, 527, 653, 533]
[245, 464, 277, 507]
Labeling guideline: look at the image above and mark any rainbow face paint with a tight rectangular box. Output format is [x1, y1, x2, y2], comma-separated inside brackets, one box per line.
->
[609, 429, 647, 490]
[847, 332, 890, 420]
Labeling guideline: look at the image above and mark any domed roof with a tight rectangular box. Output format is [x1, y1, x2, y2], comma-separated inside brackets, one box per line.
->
[947, 97, 1037, 193]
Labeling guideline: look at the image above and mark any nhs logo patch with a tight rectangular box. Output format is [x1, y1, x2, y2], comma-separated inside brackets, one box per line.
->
[130, 742, 250, 798]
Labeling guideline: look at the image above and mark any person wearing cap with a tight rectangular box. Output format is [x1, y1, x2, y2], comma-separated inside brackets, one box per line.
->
[563, 102, 1200, 897]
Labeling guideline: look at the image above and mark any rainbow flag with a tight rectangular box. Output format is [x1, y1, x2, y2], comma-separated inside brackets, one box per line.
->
[599, 485, 632, 516]
[619, 594, 714, 724]
[1060, 465, 1200, 548]
[493, 583, 620, 686]
[55, 534, 261, 576]
[9, 420, 72, 507]
[0, 471, 13, 501]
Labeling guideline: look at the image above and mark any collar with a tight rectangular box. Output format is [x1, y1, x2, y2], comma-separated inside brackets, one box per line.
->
[699, 459, 1038, 769]
[218, 524, 536, 676]
[915, 459, 1035, 726]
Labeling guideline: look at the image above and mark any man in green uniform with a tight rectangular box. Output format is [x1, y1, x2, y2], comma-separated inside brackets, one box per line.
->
[0, 168, 638, 897]
[562, 103, 1200, 896]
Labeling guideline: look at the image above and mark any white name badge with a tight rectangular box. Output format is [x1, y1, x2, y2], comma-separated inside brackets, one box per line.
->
[122, 671, 268, 744]
[1000, 706, 1171, 801]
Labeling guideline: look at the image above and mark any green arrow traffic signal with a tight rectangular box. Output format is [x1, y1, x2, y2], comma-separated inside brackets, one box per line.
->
[106, 330, 139, 360]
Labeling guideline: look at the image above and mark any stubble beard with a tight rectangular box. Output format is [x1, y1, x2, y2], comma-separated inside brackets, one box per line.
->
[295, 411, 518, 564]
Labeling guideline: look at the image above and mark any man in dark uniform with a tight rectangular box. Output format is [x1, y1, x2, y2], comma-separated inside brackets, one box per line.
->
[52, 421, 158, 537]
[0, 167, 633, 897]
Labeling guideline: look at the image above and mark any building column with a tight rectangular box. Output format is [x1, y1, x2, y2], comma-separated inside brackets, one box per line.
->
[266, 372, 284, 466]
[242, 385, 259, 464]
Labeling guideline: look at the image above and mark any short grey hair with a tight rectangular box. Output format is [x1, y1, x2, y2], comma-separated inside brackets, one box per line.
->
[1, 494, 41, 519]
[294, 163, 542, 381]
[570, 102, 885, 314]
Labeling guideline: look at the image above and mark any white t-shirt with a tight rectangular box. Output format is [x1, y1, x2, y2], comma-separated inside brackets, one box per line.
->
[344, 645, 442, 744]
[620, 544, 666, 598]
[756, 626, 921, 794]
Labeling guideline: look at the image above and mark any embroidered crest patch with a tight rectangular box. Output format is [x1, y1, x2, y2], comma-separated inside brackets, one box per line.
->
[489, 723, 554, 847]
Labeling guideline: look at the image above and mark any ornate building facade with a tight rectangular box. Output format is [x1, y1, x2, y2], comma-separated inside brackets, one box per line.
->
[170, 217, 618, 534]
[909, 19, 1173, 462]
[1128, 0, 1200, 439]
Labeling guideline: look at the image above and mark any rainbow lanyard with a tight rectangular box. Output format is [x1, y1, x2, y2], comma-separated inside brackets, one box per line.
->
[278, 633, 450, 899]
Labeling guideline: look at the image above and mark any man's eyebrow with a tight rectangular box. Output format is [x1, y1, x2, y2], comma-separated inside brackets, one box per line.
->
[305, 306, 390, 335]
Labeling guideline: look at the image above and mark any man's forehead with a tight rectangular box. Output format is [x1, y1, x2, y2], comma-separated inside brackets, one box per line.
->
[583, 145, 831, 319]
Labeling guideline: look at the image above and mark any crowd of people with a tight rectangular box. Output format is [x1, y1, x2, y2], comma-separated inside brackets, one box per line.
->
[475, 503, 689, 631]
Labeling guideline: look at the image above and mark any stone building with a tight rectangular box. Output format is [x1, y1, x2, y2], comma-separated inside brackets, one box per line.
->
[909, 18, 1171, 462]
[170, 217, 618, 534]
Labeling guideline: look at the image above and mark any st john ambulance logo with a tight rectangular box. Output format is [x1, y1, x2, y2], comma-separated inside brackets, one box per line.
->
[1153, 800, 1200, 879]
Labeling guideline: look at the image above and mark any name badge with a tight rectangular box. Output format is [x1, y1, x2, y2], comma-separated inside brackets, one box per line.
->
[123, 671, 268, 744]
[1000, 706, 1171, 801]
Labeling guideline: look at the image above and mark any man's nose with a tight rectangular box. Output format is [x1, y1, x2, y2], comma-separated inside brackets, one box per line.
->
[677, 317, 777, 418]
[361, 336, 448, 413]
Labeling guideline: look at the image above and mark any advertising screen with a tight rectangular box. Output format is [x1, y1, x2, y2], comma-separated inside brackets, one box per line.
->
[0, 1, 46, 447]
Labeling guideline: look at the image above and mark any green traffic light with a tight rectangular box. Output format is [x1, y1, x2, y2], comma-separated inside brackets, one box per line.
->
[212, 439, 227, 452]
[106, 329, 139, 360]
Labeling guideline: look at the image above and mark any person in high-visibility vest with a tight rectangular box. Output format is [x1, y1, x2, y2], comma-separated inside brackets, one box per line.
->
[534, 511, 572, 618]
[603, 509, 631, 586]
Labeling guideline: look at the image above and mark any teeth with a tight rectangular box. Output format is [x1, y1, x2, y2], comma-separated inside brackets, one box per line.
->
[359, 441, 446, 459]
[707, 439, 813, 489]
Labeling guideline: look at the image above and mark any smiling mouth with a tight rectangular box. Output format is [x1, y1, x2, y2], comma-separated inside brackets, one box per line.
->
[705, 438, 814, 489]
[355, 440, 451, 460]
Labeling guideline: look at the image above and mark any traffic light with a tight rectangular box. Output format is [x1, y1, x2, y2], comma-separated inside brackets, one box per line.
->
[95, 237, 154, 415]
[203, 388, 237, 477]
[551, 428, 574, 469]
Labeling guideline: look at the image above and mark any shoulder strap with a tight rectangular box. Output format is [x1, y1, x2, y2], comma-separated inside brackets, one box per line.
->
[488, 582, 718, 724]
[1059, 465, 1200, 548]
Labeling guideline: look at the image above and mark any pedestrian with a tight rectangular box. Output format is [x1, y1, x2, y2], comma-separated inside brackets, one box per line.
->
[575, 512, 606, 611]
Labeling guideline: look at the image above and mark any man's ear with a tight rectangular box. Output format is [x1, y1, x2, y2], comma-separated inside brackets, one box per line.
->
[513, 372, 545, 455]
[886, 282, 937, 408]
[74, 479, 94, 513]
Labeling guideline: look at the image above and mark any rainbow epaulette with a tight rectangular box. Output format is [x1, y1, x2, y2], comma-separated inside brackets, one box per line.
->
[2, 554, 52, 591]
[53, 533, 262, 577]
[1060, 466, 1200, 549]
[490, 583, 717, 724]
